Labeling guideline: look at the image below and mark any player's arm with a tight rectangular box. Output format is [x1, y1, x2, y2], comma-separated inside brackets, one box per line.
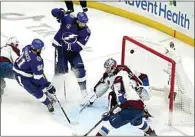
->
[31, 58, 56, 94]
[10, 45, 20, 63]
[31, 59, 48, 86]
[51, 8, 74, 24]
[94, 73, 108, 91]
[69, 27, 91, 52]
[117, 65, 142, 85]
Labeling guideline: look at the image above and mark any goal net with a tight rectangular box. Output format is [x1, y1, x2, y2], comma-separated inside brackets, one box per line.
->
[121, 36, 194, 126]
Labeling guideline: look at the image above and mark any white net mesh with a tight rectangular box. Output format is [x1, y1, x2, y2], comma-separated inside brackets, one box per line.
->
[122, 36, 194, 126]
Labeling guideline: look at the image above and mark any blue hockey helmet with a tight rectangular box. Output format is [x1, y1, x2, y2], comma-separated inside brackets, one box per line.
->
[77, 12, 88, 23]
[31, 39, 44, 50]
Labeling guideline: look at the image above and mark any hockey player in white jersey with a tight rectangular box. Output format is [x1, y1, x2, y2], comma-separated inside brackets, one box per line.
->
[83, 58, 151, 106]
[0, 37, 20, 102]
[94, 69, 157, 136]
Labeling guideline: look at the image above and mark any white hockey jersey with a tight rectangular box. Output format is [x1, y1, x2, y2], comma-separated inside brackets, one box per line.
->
[0, 45, 20, 63]
[112, 70, 144, 110]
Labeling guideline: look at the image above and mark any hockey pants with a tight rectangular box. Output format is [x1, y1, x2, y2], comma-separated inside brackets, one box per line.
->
[106, 107, 145, 129]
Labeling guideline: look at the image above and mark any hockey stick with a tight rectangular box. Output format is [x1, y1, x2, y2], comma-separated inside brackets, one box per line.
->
[64, 80, 67, 102]
[79, 94, 97, 113]
[79, 101, 90, 113]
[83, 105, 119, 136]
[53, 94, 79, 125]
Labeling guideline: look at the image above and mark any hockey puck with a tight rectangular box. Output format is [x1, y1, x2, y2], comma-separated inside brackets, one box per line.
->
[130, 49, 134, 54]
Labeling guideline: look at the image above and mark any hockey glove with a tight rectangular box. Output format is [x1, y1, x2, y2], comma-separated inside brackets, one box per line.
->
[101, 112, 110, 121]
[112, 107, 122, 114]
[51, 8, 65, 22]
[46, 83, 56, 94]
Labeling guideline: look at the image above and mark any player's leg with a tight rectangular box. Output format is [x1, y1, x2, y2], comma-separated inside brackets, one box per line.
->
[53, 46, 68, 96]
[15, 76, 54, 112]
[55, 46, 68, 75]
[79, 0, 88, 12]
[64, 0, 74, 14]
[96, 107, 157, 136]
[129, 108, 157, 136]
[0, 62, 15, 102]
[95, 109, 138, 136]
[69, 53, 87, 98]
[0, 78, 6, 103]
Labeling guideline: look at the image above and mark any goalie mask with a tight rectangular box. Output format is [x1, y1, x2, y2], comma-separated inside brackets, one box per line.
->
[104, 58, 117, 75]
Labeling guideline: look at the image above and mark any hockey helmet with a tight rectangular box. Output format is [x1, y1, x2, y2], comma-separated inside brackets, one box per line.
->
[6, 36, 19, 47]
[31, 39, 44, 50]
[170, 42, 175, 48]
[77, 12, 88, 23]
[104, 58, 117, 73]
[169, 41, 175, 50]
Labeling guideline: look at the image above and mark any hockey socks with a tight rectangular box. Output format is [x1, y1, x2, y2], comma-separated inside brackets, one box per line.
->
[137, 121, 157, 136]
[96, 126, 110, 136]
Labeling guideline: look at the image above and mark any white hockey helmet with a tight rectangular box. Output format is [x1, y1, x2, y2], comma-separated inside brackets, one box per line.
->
[104, 58, 117, 74]
[6, 36, 19, 47]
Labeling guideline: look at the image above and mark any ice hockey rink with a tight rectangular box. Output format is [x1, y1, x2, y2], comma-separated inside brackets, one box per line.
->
[1, 2, 194, 136]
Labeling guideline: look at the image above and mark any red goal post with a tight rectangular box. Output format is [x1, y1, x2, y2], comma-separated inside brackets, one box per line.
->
[121, 36, 176, 126]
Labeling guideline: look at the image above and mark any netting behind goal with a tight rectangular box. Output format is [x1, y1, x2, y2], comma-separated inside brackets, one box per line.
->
[121, 36, 194, 126]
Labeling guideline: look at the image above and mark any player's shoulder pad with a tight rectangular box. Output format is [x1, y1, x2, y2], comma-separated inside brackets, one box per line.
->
[116, 65, 129, 71]
[114, 76, 123, 83]
[86, 27, 91, 34]
[79, 26, 91, 36]
[102, 72, 108, 79]
[22, 45, 30, 52]
[30, 53, 43, 63]
[64, 14, 75, 24]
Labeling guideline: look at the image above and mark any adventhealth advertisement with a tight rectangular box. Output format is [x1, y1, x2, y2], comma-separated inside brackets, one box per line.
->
[103, 1, 194, 38]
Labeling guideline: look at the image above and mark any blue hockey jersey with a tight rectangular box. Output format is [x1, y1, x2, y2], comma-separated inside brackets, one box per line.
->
[13, 45, 48, 86]
[53, 14, 91, 53]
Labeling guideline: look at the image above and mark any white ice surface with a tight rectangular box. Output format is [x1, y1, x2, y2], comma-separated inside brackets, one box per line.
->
[1, 2, 194, 136]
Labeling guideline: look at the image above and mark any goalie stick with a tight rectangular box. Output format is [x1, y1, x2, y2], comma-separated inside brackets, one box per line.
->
[83, 104, 119, 136]
[79, 94, 97, 113]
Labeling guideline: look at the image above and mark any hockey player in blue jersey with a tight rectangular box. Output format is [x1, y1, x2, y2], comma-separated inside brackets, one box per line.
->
[94, 68, 157, 136]
[51, 8, 91, 99]
[13, 39, 56, 112]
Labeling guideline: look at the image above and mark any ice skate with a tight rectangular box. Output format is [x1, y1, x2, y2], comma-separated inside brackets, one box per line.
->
[46, 103, 54, 113]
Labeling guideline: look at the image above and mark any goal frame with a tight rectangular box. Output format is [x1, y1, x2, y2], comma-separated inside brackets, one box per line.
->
[121, 36, 176, 126]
